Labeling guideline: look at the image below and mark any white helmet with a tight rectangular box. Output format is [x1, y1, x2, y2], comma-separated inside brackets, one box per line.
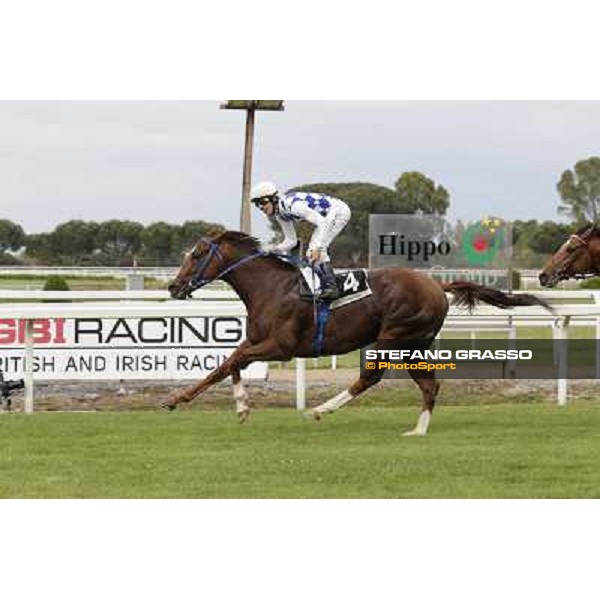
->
[250, 181, 279, 205]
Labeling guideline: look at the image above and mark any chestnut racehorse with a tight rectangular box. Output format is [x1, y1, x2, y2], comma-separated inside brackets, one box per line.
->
[166, 231, 549, 436]
[539, 224, 600, 287]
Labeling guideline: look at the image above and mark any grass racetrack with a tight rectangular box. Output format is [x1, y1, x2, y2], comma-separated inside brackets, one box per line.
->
[2, 403, 600, 498]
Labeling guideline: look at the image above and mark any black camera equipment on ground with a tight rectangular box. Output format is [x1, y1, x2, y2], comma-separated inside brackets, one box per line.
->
[0, 370, 25, 411]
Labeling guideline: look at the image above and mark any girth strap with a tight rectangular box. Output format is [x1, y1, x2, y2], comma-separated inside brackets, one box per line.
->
[314, 301, 331, 357]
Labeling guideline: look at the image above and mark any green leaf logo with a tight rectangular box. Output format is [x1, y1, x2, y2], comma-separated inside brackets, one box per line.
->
[462, 217, 505, 266]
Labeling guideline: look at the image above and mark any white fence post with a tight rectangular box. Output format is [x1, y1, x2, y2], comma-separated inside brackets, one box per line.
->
[557, 316, 570, 407]
[594, 293, 600, 379]
[24, 319, 34, 413]
[507, 315, 517, 378]
[295, 358, 306, 410]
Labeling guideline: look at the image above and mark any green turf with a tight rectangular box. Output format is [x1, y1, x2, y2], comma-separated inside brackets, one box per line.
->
[1, 404, 599, 498]
[0, 275, 222, 292]
[0, 275, 125, 290]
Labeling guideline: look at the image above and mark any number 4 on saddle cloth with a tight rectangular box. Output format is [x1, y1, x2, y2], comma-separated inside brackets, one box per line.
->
[298, 266, 372, 308]
[271, 252, 372, 307]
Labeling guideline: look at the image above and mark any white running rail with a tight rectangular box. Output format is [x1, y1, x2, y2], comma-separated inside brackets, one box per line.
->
[1, 289, 599, 411]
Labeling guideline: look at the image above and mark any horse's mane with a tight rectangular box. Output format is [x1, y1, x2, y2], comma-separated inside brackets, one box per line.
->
[213, 230, 297, 271]
[214, 230, 262, 253]
[575, 223, 600, 237]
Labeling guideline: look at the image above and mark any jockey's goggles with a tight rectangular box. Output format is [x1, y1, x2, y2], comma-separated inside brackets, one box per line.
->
[251, 195, 276, 207]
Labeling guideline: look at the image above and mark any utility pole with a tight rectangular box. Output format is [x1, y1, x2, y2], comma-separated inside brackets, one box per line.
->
[220, 101, 284, 234]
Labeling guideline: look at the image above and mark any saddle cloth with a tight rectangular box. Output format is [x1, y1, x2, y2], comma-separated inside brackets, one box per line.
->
[299, 267, 372, 308]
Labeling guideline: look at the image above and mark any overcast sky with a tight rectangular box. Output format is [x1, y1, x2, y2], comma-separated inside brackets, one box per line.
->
[1, 101, 599, 240]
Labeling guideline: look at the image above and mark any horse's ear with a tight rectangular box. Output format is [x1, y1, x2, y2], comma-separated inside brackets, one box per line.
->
[584, 220, 599, 238]
[207, 228, 225, 241]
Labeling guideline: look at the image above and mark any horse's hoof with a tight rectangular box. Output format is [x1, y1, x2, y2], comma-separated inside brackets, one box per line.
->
[302, 410, 321, 421]
[161, 398, 178, 411]
[237, 409, 251, 424]
[402, 429, 426, 437]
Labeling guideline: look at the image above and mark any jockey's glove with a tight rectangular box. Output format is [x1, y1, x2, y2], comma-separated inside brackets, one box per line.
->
[307, 248, 322, 262]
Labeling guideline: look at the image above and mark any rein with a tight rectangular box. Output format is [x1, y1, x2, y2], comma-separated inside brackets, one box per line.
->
[187, 239, 267, 295]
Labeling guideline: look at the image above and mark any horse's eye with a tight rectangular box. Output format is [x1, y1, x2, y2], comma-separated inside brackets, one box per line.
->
[567, 243, 577, 253]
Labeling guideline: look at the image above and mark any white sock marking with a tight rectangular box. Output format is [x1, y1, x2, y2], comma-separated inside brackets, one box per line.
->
[233, 381, 247, 400]
[416, 410, 431, 434]
[314, 389, 353, 414]
[233, 381, 249, 413]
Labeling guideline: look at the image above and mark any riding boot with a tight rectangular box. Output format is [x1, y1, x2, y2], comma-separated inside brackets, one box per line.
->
[319, 262, 339, 301]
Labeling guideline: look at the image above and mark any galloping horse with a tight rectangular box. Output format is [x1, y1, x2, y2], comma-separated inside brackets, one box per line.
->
[539, 224, 600, 287]
[166, 231, 549, 435]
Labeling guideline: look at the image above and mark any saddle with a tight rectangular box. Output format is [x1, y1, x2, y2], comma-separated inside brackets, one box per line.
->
[272, 253, 372, 308]
[298, 266, 371, 307]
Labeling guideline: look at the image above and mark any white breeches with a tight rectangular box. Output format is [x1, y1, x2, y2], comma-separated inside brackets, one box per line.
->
[308, 205, 351, 262]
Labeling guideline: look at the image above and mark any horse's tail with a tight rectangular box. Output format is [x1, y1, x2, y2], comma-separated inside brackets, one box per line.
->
[442, 280, 553, 312]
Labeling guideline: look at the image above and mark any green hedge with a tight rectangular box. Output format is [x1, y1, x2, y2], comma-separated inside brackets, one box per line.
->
[579, 278, 600, 289]
[43, 275, 70, 291]
[511, 269, 521, 290]
[42, 275, 70, 302]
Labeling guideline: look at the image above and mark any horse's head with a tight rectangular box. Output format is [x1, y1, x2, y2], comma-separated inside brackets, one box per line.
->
[539, 225, 599, 287]
[168, 237, 225, 299]
[167, 231, 264, 299]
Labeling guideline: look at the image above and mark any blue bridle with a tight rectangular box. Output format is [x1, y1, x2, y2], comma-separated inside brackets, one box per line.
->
[184, 238, 267, 296]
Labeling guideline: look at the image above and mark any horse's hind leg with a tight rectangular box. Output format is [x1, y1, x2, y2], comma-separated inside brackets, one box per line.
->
[231, 367, 251, 423]
[310, 363, 385, 419]
[403, 371, 440, 436]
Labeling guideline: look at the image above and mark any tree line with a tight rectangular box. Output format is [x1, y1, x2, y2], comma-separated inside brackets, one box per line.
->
[271, 159, 599, 267]
[2, 158, 599, 268]
[0, 219, 224, 266]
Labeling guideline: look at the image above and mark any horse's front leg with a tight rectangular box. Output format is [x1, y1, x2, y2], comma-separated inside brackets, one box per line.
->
[161, 339, 280, 412]
[231, 367, 251, 423]
[161, 341, 252, 410]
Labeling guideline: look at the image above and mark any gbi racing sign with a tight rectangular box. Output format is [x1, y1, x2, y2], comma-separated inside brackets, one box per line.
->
[0, 316, 266, 380]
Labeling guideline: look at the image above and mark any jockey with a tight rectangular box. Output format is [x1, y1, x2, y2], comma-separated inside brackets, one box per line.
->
[250, 181, 351, 301]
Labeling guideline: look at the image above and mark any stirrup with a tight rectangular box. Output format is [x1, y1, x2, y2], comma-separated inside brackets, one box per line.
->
[319, 284, 340, 301]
